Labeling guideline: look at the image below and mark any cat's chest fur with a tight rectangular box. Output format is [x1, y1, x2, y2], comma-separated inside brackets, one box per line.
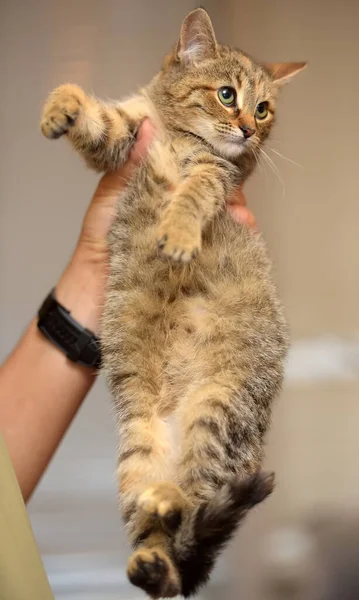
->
[108, 118, 261, 298]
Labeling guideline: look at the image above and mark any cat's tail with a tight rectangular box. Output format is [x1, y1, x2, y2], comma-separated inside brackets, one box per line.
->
[173, 471, 275, 598]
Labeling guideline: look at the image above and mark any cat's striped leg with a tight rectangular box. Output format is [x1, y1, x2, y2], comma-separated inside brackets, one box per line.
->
[115, 395, 182, 598]
[40, 84, 144, 172]
[156, 155, 231, 264]
[117, 406, 175, 535]
[177, 382, 263, 502]
[171, 382, 274, 597]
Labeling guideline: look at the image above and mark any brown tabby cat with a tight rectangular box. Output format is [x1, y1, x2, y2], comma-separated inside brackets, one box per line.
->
[41, 8, 305, 598]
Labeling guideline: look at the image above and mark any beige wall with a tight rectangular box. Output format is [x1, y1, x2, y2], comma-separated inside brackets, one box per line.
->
[1, 1, 359, 599]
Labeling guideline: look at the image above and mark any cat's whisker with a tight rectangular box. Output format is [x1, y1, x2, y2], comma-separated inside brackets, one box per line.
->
[265, 137, 288, 146]
[250, 145, 264, 178]
[263, 143, 303, 168]
[259, 148, 281, 185]
[258, 147, 286, 197]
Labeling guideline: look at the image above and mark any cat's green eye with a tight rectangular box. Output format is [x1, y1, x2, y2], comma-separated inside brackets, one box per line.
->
[218, 87, 236, 107]
[255, 102, 269, 120]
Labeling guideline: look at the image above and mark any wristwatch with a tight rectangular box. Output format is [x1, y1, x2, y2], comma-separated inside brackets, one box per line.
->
[37, 289, 101, 369]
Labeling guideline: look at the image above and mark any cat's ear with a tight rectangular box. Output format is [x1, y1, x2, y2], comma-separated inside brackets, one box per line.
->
[264, 62, 307, 86]
[177, 8, 218, 65]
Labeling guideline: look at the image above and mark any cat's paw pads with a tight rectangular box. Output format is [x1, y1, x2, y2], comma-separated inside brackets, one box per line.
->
[41, 84, 84, 139]
[138, 482, 188, 532]
[127, 548, 180, 598]
[156, 221, 201, 264]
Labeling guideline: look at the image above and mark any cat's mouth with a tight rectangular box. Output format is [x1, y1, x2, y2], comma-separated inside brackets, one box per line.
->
[218, 134, 258, 159]
[231, 135, 258, 151]
[228, 135, 253, 152]
[223, 132, 249, 147]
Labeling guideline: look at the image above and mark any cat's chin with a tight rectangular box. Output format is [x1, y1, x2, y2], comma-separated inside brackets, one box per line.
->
[214, 138, 251, 160]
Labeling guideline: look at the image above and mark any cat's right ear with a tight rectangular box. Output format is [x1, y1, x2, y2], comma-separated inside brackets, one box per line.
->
[177, 8, 217, 65]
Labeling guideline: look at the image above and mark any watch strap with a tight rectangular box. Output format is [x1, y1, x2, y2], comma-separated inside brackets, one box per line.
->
[37, 289, 101, 369]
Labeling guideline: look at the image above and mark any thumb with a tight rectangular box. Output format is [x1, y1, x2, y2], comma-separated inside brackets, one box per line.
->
[228, 204, 258, 231]
[129, 118, 156, 165]
[93, 118, 156, 204]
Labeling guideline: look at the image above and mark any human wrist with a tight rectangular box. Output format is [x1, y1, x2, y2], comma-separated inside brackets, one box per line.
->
[55, 243, 107, 335]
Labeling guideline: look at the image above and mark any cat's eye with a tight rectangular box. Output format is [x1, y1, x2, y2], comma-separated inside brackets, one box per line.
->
[255, 102, 269, 120]
[218, 87, 236, 107]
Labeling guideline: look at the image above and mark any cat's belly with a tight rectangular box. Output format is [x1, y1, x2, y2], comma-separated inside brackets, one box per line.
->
[110, 202, 270, 297]
[103, 208, 288, 416]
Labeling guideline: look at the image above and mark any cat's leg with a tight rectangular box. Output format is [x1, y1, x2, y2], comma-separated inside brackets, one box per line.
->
[41, 84, 146, 172]
[125, 432, 189, 598]
[116, 405, 182, 598]
[171, 377, 276, 596]
[103, 288, 183, 597]
[156, 154, 233, 264]
[137, 481, 190, 533]
[171, 277, 284, 501]
[127, 484, 187, 599]
[177, 380, 265, 503]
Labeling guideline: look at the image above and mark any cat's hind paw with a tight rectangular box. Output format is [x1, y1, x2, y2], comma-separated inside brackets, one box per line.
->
[138, 482, 189, 533]
[127, 547, 180, 599]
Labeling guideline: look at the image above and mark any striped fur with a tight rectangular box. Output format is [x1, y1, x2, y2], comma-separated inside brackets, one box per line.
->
[41, 7, 306, 598]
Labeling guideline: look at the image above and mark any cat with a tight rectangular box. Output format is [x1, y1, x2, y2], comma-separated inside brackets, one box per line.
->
[40, 8, 305, 599]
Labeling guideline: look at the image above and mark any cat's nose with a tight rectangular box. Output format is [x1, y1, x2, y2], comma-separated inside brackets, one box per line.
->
[240, 125, 255, 139]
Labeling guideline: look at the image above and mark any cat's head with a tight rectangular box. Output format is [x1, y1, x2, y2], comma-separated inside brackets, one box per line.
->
[154, 8, 306, 160]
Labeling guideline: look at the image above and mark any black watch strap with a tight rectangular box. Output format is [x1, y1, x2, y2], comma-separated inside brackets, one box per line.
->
[37, 289, 101, 369]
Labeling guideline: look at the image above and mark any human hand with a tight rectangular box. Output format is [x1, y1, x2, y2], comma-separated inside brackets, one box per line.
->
[55, 120, 156, 333]
[79, 119, 157, 259]
[56, 119, 256, 333]
[227, 188, 257, 231]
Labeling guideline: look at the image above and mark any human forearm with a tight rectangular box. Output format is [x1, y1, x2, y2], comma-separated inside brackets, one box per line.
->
[0, 247, 103, 501]
[0, 121, 156, 502]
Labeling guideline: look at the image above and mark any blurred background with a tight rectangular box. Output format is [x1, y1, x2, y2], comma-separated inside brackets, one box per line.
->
[1, 0, 359, 599]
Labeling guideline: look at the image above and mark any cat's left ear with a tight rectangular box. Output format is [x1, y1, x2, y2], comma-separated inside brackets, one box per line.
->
[177, 8, 218, 65]
[264, 62, 307, 86]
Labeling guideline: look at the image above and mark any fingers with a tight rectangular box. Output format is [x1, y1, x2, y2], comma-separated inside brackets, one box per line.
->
[129, 118, 156, 165]
[227, 187, 247, 207]
[227, 187, 257, 231]
[95, 118, 156, 200]
[227, 204, 257, 231]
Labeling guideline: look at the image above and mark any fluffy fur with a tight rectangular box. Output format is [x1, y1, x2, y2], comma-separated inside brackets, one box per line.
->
[41, 8, 305, 598]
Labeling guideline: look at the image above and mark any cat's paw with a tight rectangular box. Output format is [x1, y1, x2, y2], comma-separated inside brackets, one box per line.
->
[41, 84, 84, 139]
[138, 482, 189, 532]
[156, 217, 201, 264]
[127, 547, 180, 598]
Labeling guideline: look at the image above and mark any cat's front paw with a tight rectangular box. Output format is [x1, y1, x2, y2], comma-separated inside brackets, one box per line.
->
[41, 84, 84, 139]
[156, 217, 201, 264]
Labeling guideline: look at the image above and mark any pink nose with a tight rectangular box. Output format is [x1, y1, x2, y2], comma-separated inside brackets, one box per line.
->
[240, 125, 255, 139]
